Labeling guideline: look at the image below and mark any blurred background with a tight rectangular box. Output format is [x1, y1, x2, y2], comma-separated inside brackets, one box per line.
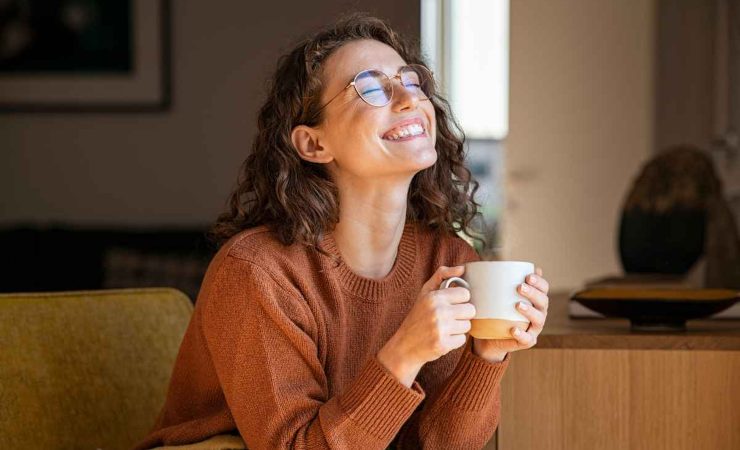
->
[2, 2, 740, 449]
[1, 0, 739, 298]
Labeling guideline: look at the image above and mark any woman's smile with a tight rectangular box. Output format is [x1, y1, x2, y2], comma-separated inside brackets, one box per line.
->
[382, 130, 429, 142]
[381, 116, 429, 141]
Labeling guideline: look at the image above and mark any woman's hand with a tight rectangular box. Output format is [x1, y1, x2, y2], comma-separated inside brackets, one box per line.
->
[377, 265, 476, 387]
[472, 267, 550, 362]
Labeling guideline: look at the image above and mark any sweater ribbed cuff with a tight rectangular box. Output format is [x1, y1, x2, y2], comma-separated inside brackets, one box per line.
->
[440, 346, 510, 411]
[338, 357, 425, 440]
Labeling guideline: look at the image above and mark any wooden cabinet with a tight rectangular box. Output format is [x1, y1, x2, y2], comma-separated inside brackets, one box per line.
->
[487, 293, 740, 450]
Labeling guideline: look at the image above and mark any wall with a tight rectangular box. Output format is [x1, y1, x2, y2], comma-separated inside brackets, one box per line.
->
[0, 0, 420, 228]
[504, 0, 656, 290]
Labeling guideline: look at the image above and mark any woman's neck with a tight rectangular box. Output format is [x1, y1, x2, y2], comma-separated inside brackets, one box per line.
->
[330, 178, 410, 279]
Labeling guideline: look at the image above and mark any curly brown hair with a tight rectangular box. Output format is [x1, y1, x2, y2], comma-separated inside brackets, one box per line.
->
[206, 12, 484, 257]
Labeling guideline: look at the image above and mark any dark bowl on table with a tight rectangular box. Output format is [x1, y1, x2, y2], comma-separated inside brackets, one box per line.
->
[571, 287, 739, 331]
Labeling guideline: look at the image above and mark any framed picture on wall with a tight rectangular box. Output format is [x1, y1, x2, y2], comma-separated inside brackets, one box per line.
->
[0, 0, 170, 112]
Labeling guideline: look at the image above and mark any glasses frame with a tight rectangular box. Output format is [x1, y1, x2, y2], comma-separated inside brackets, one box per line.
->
[316, 64, 434, 113]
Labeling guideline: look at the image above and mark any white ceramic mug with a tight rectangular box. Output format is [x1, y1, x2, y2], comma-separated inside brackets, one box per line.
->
[439, 261, 535, 339]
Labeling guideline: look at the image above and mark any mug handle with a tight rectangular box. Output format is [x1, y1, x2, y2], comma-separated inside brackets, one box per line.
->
[439, 277, 470, 290]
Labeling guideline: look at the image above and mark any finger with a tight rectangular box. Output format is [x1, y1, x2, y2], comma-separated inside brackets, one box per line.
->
[526, 273, 549, 295]
[516, 301, 546, 333]
[511, 327, 537, 348]
[449, 333, 467, 350]
[449, 302, 476, 319]
[518, 282, 549, 313]
[437, 286, 471, 305]
[422, 265, 464, 294]
[449, 319, 472, 335]
[535, 266, 543, 277]
[428, 287, 466, 307]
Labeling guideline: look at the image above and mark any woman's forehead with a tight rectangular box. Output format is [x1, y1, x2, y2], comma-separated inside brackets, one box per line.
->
[325, 40, 406, 84]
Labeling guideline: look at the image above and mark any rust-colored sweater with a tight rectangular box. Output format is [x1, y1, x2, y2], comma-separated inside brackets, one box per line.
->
[135, 221, 510, 449]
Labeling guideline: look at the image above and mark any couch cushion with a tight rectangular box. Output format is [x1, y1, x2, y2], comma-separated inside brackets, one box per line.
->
[0, 288, 193, 450]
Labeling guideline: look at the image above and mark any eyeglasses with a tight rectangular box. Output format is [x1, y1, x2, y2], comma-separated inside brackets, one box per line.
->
[316, 64, 435, 112]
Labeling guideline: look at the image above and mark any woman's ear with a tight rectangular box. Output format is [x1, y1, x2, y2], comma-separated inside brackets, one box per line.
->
[291, 125, 334, 164]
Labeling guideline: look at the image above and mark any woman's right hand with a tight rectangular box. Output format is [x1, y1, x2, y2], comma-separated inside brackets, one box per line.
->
[377, 265, 477, 387]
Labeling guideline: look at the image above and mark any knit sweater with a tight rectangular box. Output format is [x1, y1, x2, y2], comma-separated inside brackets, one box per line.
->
[135, 220, 510, 450]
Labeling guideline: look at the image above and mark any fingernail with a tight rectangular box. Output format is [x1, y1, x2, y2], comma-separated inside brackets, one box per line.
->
[513, 328, 521, 336]
[529, 275, 537, 283]
[518, 302, 529, 311]
[521, 283, 529, 292]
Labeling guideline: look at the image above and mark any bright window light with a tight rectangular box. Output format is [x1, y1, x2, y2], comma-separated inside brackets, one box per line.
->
[421, 0, 509, 140]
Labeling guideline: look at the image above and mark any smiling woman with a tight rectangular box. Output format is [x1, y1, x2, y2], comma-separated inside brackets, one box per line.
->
[205, 15, 483, 256]
[134, 12, 549, 450]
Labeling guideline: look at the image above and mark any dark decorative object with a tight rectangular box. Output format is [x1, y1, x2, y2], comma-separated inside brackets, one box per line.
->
[573, 146, 740, 328]
[618, 146, 740, 288]
[0, 0, 170, 112]
[620, 209, 706, 274]
[572, 286, 739, 331]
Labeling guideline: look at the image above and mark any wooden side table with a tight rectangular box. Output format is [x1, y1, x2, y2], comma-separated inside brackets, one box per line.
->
[488, 291, 740, 450]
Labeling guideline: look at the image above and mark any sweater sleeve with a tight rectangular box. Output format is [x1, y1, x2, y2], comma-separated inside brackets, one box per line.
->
[200, 254, 425, 450]
[396, 238, 511, 449]
[409, 341, 510, 449]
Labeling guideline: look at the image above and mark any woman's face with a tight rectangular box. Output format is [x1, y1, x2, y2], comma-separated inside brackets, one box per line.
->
[299, 39, 437, 181]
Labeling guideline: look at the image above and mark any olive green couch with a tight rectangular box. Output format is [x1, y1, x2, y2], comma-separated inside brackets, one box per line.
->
[0, 288, 193, 450]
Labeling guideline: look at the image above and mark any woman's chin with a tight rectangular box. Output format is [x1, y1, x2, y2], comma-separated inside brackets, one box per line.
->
[394, 150, 438, 177]
[415, 148, 438, 169]
[405, 143, 438, 169]
[382, 138, 436, 160]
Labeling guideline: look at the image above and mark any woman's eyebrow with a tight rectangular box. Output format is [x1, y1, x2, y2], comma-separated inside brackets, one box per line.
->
[344, 64, 407, 82]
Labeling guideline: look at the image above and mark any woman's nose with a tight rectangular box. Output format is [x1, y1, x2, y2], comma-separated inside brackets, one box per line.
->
[390, 78, 421, 111]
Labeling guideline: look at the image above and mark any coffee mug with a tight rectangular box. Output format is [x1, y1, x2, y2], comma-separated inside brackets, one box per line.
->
[439, 261, 535, 339]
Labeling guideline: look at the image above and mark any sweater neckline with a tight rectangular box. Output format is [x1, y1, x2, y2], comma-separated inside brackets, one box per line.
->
[320, 221, 418, 301]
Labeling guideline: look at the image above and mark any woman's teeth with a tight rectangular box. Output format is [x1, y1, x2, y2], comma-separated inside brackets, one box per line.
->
[384, 123, 425, 140]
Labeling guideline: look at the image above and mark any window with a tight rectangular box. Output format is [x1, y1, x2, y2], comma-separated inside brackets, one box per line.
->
[421, 0, 509, 257]
[421, 0, 509, 139]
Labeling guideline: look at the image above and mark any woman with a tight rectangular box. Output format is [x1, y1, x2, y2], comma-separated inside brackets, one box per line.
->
[135, 13, 549, 450]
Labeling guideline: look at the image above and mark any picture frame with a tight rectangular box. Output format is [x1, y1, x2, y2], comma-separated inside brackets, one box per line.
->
[0, 0, 171, 112]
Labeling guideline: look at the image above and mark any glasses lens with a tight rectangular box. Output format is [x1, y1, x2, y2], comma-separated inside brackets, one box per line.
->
[355, 70, 393, 106]
[400, 65, 434, 100]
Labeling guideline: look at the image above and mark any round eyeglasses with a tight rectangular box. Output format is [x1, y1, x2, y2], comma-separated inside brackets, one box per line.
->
[316, 64, 435, 112]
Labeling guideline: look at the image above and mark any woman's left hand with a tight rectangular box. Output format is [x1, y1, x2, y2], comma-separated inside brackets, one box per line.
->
[472, 267, 550, 362]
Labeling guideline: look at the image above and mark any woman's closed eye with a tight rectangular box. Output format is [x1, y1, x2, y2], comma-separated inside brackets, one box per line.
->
[362, 88, 384, 95]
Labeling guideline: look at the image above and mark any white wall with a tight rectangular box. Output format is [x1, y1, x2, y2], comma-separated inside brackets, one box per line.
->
[0, 1, 419, 228]
[503, 0, 656, 290]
